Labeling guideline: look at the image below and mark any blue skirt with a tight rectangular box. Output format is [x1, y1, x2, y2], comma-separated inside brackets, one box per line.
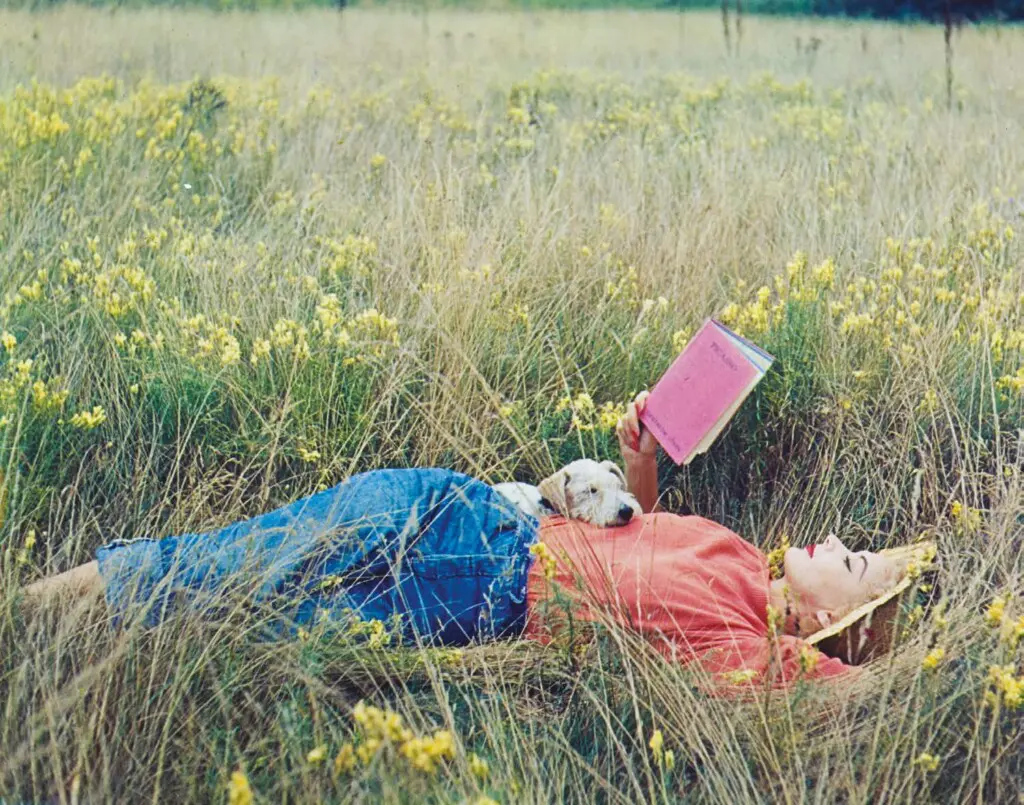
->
[95, 469, 539, 645]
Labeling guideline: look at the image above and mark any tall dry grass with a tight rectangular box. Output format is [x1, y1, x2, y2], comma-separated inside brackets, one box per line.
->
[0, 7, 1022, 804]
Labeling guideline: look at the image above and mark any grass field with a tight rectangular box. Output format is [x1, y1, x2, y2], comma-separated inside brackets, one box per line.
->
[1, 6, 1023, 803]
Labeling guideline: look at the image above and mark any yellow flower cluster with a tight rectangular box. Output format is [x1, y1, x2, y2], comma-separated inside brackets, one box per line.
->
[985, 665, 1024, 710]
[950, 500, 983, 535]
[604, 263, 641, 308]
[671, 328, 692, 354]
[902, 542, 937, 581]
[227, 770, 253, 805]
[498, 400, 523, 419]
[350, 308, 400, 350]
[647, 725, 671, 770]
[985, 594, 1024, 650]
[985, 595, 1007, 628]
[15, 529, 36, 566]
[318, 233, 378, 280]
[799, 644, 821, 675]
[554, 391, 626, 433]
[921, 647, 945, 671]
[69, 405, 107, 430]
[346, 700, 456, 775]
[648, 728, 675, 770]
[765, 534, 790, 580]
[726, 668, 758, 685]
[468, 752, 489, 780]
[529, 541, 557, 581]
[31, 380, 69, 414]
[0, 351, 70, 434]
[913, 753, 940, 772]
[306, 745, 328, 764]
[347, 616, 394, 649]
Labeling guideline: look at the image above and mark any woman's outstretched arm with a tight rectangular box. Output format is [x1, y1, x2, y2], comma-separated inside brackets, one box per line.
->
[21, 560, 103, 612]
[616, 391, 662, 514]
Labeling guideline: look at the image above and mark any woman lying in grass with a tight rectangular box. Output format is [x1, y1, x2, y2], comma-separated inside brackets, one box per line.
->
[21, 393, 903, 688]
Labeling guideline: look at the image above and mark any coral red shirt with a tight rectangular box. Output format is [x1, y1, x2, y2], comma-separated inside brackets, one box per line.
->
[524, 513, 851, 689]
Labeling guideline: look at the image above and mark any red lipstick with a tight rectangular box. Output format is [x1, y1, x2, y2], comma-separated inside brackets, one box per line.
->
[806, 544, 816, 558]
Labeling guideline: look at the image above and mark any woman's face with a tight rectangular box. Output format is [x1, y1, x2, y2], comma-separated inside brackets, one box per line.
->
[783, 534, 898, 617]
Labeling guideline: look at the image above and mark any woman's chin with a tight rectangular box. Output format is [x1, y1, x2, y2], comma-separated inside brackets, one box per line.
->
[781, 546, 807, 580]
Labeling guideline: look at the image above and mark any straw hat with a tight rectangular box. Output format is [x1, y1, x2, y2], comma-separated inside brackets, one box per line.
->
[806, 540, 937, 665]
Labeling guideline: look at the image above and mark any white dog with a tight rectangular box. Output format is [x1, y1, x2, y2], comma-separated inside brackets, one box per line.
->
[494, 458, 641, 528]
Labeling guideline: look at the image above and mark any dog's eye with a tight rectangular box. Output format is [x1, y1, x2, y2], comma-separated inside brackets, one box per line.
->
[589, 486, 598, 494]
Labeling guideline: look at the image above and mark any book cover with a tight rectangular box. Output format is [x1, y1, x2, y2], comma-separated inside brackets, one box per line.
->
[639, 319, 774, 465]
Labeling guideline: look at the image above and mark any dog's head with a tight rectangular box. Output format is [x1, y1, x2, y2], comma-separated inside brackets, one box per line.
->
[537, 459, 642, 528]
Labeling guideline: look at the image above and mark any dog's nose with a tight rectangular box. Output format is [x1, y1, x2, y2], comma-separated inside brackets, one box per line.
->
[618, 504, 636, 523]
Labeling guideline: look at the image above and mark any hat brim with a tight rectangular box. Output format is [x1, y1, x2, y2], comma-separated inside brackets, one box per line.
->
[805, 541, 936, 664]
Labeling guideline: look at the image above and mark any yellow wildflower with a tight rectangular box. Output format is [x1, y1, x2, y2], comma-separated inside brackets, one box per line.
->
[913, 753, 940, 772]
[250, 338, 271, 366]
[726, 668, 758, 685]
[399, 729, 455, 775]
[812, 258, 836, 289]
[986, 665, 1024, 710]
[921, 647, 945, 671]
[69, 406, 107, 430]
[1001, 616, 1024, 650]
[307, 745, 328, 764]
[799, 644, 820, 674]
[648, 728, 664, 760]
[498, 401, 520, 418]
[1, 332, 16, 352]
[16, 529, 37, 566]
[986, 595, 1007, 628]
[597, 401, 626, 431]
[510, 301, 530, 328]
[672, 328, 692, 353]
[468, 752, 489, 780]
[530, 541, 557, 581]
[333, 744, 356, 776]
[765, 535, 790, 580]
[227, 770, 253, 805]
[356, 738, 381, 765]
[297, 445, 322, 464]
[918, 389, 939, 414]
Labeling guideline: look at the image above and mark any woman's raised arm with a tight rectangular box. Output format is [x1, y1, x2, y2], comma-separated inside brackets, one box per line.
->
[616, 391, 661, 514]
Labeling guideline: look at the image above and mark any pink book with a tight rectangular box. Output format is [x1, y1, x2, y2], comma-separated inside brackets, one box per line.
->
[639, 319, 774, 465]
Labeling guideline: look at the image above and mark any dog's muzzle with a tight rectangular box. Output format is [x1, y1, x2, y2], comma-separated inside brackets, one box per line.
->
[616, 504, 636, 525]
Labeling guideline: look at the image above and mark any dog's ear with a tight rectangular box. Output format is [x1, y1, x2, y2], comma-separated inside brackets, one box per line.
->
[537, 469, 572, 517]
[600, 460, 627, 488]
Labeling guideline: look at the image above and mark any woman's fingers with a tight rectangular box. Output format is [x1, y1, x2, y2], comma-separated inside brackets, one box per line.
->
[616, 413, 637, 450]
[616, 391, 650, 452]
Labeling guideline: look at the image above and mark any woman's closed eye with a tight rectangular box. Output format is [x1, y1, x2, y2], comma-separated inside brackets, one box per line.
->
[845, 554, 869, 579]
